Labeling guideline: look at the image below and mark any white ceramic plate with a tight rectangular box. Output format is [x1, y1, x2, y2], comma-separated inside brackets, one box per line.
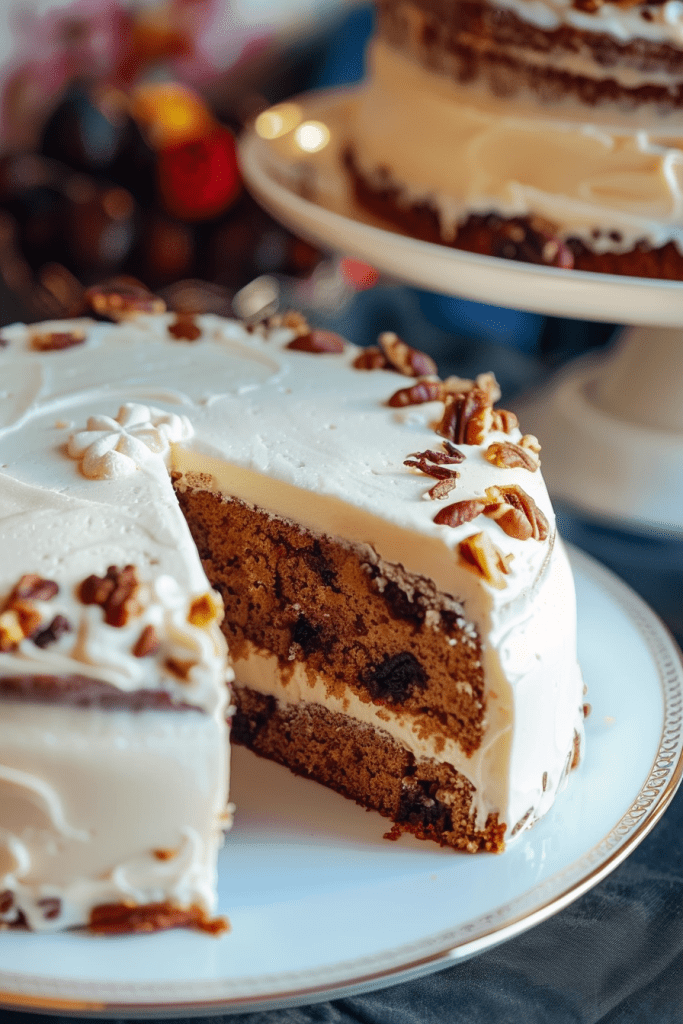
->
[239, 89, 683, 327]
[0, 546, 681, 1017]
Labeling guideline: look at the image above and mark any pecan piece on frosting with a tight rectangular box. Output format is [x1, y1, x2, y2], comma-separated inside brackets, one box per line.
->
[85, 278, 166, 321]
[458, 532, 513, 589]
[33, 614, 72, 649]
[168, 313, 202, 341]
[484, 485, 549, 541]
[0, 610, 24, 652]
[353, 346, 389, 370]
[387, 378, 444, 407]
[434, 498, 487, 527]
[404, 453, 460, 480]
[267, 310, 310, 336]
[133, 624, 160, 658]
[10, 574, 59, 602]
[427, 478, 457, 500]
[188, 592, 222, 628]
[286, 329, 345, 353]
[444, 372, 501, 405]
[378, 332, 437, 377]
[437, 387, 493, 445]
[492, 409, 519, 433]
[79, 565, 142, 627]
[485, 440, 539, 472]
[30, 329, 86, 352]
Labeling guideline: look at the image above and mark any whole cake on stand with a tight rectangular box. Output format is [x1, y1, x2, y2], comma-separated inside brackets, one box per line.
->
[344, 0, 683, 277]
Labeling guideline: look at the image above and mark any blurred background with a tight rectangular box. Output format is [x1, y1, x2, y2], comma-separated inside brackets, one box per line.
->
[0, 0, 678, 645]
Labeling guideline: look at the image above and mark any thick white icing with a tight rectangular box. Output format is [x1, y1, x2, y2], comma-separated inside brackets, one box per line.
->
[0, 702, 229, 931]
[0, 312, 583, 927]
[490, 0, 683, 45]
[349, 41, 683, 252]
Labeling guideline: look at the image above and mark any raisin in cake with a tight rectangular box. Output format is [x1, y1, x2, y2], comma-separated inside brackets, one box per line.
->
[0, 288, 584, 933]
[342, 0, 683, 276]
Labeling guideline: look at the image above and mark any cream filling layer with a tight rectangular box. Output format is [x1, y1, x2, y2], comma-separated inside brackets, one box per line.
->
[352, 42, 683, 252]
[0, 701, 230, 931]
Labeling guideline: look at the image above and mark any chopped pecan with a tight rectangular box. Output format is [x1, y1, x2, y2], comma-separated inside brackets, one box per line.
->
[492, 409, 519, 433]
[485, 441, 539, 472]
[32, 614, 72, 649]
[0, 610, 24, 652]
[443, 372, 501, 404]
[79, 565, 142, 627]
[353, 346, 389, 370]
[409, 448, 463, 466]
[442, 440, 465, 461]
[437, 388, 493, 445]
[427, 478, 457, 500]
[434, 499, 487, 527]
[286, 329, 345, 353]
[404, 455, 459, 480]
[188, 592, 222, 628]
[10, 600, 42, 638]
[267, 310, 310, 336]
[9, 575, 59, 602]
[0, 334, 7, 348]
[30, 329, 86, 352]
[133, 624, 160, 658]
[153, 848, 177, 861]
[85, 278, 166, 321]
[0, 891, 14, 914]
[387, 378, 443, 407]
[378, 332, 437, 377]
[168, 313, 201, 341]
[484, 485, 549, 541]
[165, 657, 196, 682]
[520, 434, 542, 457]
[459, 532, 513, 589]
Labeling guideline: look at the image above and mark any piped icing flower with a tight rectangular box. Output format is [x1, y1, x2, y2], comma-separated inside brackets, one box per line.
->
[67, 403, 193, 480]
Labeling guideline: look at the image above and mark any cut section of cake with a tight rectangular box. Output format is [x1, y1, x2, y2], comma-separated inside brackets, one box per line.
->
[342, 0, 683, 276]
[0, 293, 584, 929]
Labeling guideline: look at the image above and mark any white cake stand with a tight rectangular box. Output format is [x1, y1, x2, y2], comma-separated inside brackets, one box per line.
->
[240, 93, 683, 536]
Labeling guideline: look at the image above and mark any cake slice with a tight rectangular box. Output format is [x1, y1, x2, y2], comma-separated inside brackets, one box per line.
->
[0, 294, 584, 930]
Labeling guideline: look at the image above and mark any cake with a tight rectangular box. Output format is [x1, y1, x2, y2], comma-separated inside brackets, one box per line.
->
[342, 0, 683, 276]
[0, 283, 584, 934]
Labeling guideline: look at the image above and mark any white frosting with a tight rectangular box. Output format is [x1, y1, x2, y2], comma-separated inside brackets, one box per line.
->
[0, 312, 583, 926]
[67, 402, 194, 480]
[0, 701, 229, 931]
[349, 41, 683, 252]
[492, 0, 683, 45]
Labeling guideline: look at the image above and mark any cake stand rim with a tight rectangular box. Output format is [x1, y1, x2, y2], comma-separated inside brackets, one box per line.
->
[238, 93, 683, 328]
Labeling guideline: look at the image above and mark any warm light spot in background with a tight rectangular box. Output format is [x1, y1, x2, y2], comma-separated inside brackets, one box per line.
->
[255, 103, 303, 140]
[294, 120, 330, 153]
[132, 83, 214, 148]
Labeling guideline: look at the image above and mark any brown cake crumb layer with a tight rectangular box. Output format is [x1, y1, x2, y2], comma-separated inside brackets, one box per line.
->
[0, 674, 203, 712]
[233, 686, 505, 852]
[344, 147, 683, 279]
[89, 901, 229, 935]
[176, 486, 486, 756]
[378, 0, 683, 106]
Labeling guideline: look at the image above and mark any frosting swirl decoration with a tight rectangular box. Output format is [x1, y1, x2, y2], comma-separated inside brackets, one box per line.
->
[67, 403, 194, 479]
